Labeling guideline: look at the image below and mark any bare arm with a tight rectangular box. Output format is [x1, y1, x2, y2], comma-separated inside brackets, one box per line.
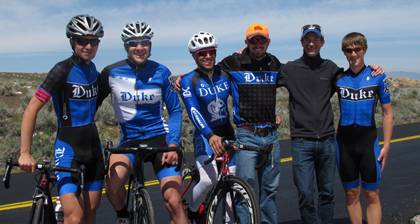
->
[19, 96, 46, 172]
[378, 103, 393, 172]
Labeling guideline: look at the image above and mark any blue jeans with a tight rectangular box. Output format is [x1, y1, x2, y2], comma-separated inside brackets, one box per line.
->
[291, 137, 336, 224]
[235, 127, 281, 224]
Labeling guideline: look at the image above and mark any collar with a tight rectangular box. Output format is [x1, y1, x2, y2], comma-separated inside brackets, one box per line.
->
[71, 54, 91, 66]
[345, 65, 367, 77]
[126, 58, 148, 71]
[195, 65, 222, 79]
[301, 53, 323, 69]
[238, 48, 272, 66]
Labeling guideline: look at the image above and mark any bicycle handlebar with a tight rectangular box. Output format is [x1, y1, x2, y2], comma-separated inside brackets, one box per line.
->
[204, 140, 238, 166]
[2, 158, 17, 189]
[204, 140, 272, 169]
[104, 141, 183, 171]
[2, 158, 84, 189]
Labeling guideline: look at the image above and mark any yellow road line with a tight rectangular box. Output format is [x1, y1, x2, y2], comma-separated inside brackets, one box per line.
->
[1, 134, 419, 212]
[0, 179, 160, 212]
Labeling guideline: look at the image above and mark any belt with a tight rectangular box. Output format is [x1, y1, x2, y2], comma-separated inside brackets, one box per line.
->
[238, 124, 275, 137]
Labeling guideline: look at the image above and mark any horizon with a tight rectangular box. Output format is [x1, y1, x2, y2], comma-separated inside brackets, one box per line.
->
[1, 0, 419, 74]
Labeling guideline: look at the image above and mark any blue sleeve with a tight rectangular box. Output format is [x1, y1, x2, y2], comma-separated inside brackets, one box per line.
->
[378, 74, 391, 104]
[162, 69, 182, 145]
[180, 75, 214, 139]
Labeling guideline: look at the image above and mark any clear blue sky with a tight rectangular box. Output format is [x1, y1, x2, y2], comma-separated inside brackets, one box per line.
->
[0, 0, 419, 75]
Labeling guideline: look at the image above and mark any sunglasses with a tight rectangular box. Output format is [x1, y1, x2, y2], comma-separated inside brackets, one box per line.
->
[343, 47, 363, 54]
[248, 36, 268, 45]
[73, 37, 100, 46]
[125, 39, 151, 48]
[302, 24, 322, 32]
[196, 49, 216, 57]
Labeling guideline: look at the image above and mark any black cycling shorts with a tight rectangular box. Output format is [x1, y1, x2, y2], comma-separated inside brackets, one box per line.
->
[336, 125, 382, 191]
[55, 124, 105, 195]
[121, 135, 180, 180]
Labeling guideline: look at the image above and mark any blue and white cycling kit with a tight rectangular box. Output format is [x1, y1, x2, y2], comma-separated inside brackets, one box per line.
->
[180, 65, 236, 211]
[335, 66, 391, 190]
[180, 66, 234, 156]
[99, 59, 182, 180]
[35, 54, 105, 195]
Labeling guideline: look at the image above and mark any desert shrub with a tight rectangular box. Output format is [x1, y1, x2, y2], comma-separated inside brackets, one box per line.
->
[95, 97, 118, 126]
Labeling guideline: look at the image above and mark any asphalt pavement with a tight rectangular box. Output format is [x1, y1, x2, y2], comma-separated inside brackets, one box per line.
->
[1, 123, 419, 223]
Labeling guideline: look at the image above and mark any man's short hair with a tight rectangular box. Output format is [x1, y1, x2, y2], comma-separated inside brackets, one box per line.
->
[342, 32, 368, 51]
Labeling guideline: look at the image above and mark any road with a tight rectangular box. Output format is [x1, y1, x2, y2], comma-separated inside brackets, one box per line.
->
[1, 123, 419, 223]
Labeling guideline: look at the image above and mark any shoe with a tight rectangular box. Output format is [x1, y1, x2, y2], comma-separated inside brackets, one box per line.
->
[115, 217, 130, 224]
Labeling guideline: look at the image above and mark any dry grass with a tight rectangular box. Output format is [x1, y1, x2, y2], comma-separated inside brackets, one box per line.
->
[1, 72, 419, 170]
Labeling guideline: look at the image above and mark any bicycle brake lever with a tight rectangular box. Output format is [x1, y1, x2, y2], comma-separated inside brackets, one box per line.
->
[204, 154, 215, 166]
[2, 158, 13, 189]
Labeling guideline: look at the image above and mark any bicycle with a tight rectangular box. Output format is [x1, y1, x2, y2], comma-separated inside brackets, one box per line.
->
[181, 140, 262, 224]
[2, 158, 85, 224]
[104, 141, 183, 224]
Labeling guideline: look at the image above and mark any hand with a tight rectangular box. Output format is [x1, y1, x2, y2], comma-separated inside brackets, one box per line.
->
[169, 75, 183, 92]
[18, 152, 35, 172]
[209, 135, 224, 157]
[275, 115, 282, 128]
[162, 144, 179, 165]
[377, 145, 390, 173]
[369, 64, 384, 76]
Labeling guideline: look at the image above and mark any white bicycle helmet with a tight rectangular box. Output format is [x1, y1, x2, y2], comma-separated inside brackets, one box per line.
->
[121, 21, 154, 42]
[188, 31, 217, 53]
[66, 14, 104, 38]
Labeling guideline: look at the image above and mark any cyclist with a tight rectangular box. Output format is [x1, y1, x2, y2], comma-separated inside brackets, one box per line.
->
[18, 14, 105, 224]
[336, 32, 393, 224]
[179, 31, 236, 221]
[97, 21, 187, 224]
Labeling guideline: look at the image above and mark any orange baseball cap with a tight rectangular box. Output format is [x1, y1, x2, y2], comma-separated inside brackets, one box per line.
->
[246, 23, 269, 39]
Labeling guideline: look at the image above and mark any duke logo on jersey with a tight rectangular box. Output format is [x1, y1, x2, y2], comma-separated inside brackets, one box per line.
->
[339, 87, 376, 101]
[182, 86, 192, 98]
[119, 88, 161, 104]
[198, 82, 229, 97]
[71, 83, 98, 99]
[244, 72, 275, 83]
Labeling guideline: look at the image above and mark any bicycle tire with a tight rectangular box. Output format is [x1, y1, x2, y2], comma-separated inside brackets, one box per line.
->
[132, 188, 155, 224]
[205, 175, 260, 224]
[31, 198, 45, 224]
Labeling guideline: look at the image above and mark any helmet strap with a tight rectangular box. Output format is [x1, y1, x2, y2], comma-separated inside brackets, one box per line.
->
[69, 38, 76, 51]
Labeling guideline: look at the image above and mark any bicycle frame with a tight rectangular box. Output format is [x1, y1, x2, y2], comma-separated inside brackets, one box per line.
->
[104, 142, 182, 223]
[182, 140, 263, 223]
[29, 170, 56, 224]
[125, 156, 147, 210]
[2, 158, 84, 224]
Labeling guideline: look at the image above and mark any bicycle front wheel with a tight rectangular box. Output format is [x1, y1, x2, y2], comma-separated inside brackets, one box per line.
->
[30, 198, 45, 224]
[132, 188, 155, 224]
[205, 175, 260, 224]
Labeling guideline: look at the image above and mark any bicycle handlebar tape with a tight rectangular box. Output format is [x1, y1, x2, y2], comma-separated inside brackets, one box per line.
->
[2, 158, 13, 189]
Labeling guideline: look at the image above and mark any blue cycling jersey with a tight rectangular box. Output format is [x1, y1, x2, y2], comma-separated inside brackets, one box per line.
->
[38, 54, 100, 127]
[336, 66, 391, 127]
[180, 66, 232, 140]
[99, 59, 182, 146]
